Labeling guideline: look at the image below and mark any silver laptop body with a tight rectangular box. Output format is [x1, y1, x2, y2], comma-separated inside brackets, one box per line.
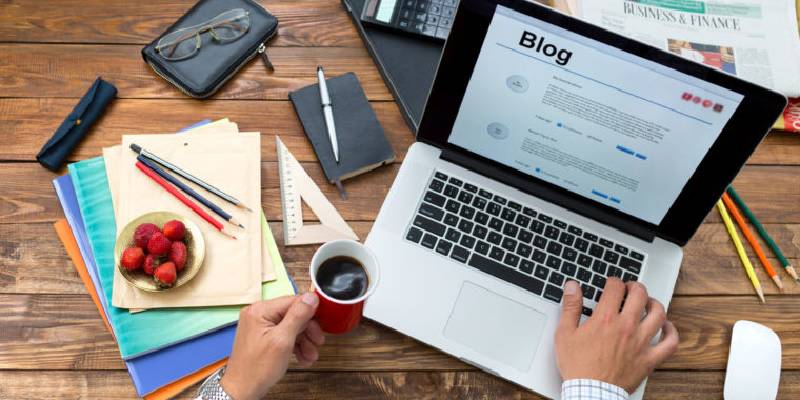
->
[361, 0, 784, 398]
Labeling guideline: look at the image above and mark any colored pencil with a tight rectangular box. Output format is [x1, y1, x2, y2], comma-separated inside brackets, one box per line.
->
[137, 155, 244, 228]
[135, 161, 237, 239]
[726, 186, 797, 282]
[717, 200, 764, 303]
[130, 143, 252, 212]
[721, 193, 782, 290]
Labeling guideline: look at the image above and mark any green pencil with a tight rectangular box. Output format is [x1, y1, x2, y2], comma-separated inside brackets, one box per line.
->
[726, 186, 797, 282]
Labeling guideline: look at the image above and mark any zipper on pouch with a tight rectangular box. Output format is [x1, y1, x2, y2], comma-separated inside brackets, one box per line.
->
[257, 43, 274, 72]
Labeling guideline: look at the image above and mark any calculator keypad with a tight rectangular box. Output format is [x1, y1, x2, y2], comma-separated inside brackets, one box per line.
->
[396, 0, 458, 40]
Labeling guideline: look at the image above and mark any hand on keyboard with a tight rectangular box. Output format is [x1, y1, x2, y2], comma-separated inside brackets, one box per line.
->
[406, 171, 645, 314]
[554, 279, 679, 394]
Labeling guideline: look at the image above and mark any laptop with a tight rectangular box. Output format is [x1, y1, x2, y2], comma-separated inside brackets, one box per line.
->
[363, 0, 786, 398]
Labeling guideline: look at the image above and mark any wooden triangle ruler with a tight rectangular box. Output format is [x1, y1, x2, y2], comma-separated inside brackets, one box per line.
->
[276, 136, 358, 246]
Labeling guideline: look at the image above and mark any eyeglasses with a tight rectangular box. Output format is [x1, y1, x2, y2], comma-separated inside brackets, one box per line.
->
[156, 9, 251, 61]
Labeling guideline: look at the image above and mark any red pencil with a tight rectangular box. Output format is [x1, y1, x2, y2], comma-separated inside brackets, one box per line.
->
[135, 161, 237, 239]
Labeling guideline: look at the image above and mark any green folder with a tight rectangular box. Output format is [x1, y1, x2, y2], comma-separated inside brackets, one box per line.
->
[70, 157, 294, 359]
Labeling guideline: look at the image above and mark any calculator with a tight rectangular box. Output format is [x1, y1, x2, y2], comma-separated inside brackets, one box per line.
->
[360, 0, 460, 41]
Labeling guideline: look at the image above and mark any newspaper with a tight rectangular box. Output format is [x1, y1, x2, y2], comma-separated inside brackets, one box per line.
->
[573, 0, 800, 97]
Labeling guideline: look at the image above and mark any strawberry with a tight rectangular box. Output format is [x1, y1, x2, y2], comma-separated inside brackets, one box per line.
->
[134, 223, 160, 249]
[120, 247, 144, 272]
[147, 232, 172, 256]
[162, 220, 186, 242]
[143, 254, 160, 275]
[154, 261, 177, 288]
[169, 241, 188, 271]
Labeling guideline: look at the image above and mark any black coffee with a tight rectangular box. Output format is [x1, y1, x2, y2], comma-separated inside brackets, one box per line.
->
[316, 256, 369, 301]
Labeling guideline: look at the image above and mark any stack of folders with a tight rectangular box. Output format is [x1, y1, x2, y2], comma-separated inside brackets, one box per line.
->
[52, 119, 296, 399]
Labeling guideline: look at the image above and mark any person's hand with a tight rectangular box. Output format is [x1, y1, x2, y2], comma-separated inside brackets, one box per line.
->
[555, 278, 679, 393]
[221, 293, 325, 400]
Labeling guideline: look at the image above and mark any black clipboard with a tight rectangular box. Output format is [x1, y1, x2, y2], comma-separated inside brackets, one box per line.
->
[342, 0, 444, 133]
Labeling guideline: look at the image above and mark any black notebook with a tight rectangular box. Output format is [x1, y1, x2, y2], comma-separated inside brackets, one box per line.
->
[289, 72, 395, 185]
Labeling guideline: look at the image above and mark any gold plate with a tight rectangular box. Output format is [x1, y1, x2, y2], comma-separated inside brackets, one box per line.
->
[114, 211, 205, 292]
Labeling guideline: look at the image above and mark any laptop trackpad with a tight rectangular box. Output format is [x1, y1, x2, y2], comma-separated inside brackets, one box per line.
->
[443, 281, 547, 372]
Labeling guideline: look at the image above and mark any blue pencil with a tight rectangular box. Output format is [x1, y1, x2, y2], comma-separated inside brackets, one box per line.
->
[136, 155, 244, 228]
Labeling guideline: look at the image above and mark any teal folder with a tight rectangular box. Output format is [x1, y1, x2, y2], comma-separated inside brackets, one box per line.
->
[69, 157, 288, 359]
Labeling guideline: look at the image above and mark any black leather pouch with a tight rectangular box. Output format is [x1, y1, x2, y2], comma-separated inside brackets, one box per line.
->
[37, 77, 117, 171]
[142, 0, 278, 98]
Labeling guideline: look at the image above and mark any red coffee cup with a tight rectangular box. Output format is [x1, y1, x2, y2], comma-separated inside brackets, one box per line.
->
[310, 240, 380, 334]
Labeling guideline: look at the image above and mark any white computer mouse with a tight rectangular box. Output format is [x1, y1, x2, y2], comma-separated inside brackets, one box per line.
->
[724, 320, 782, 400]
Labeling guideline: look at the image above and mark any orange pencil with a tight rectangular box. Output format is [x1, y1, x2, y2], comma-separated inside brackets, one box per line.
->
[721, 193, 782, 290]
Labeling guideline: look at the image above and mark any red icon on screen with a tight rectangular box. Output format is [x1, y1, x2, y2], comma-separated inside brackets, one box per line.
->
[681, 92, 723, 113]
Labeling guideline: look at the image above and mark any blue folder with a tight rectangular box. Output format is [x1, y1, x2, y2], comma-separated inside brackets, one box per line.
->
[53, 119, 298, 396]
[54, 171, 235, 396]
[53, 174, 109, 318]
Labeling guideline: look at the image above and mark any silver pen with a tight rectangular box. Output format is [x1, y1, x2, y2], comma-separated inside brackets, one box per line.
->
[129, 143, 252, 212]
[317, 66, 339, 163]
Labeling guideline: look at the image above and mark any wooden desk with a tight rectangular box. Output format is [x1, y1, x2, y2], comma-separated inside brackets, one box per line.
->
[0, 0, 798, 398]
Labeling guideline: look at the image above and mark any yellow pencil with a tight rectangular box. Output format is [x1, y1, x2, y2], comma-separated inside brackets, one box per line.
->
[717, 200, 765, 303]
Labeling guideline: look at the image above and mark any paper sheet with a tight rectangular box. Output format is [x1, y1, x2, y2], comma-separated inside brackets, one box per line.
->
[183, 123, 276, 282]
[575, 0, 800, 97]
[103, 122, 276, 285]
[112, 129, 262, 309]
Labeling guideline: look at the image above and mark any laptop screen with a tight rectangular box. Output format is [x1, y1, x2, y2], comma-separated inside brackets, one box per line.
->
[446, 5, 744, 225]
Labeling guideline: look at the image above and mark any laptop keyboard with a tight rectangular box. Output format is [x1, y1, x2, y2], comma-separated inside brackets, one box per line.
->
[405, 171, 647, 316]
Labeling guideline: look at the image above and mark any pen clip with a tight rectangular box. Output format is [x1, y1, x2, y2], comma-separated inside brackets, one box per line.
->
[335, 180, 348, 200]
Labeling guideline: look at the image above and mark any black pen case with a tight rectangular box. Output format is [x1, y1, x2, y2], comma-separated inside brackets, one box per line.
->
[141, 0, 278, 98]
[36, 77, 117, 171]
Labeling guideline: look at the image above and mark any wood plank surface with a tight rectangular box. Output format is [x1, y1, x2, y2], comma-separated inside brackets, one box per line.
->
[1, 99, 798, 164]
[3, 370, 798, 400]
[0, 162, 797, 224]
[0, 0, 363, 47]
[1, 0, 799, 397]
[0, 45, 393, 100]
[2, 222, 799, 296]
[0, 100, 413, 163]
[2, 294, 800, 372]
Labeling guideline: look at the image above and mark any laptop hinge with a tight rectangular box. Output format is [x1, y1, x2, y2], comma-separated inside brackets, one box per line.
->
[440, 149, 657, 243]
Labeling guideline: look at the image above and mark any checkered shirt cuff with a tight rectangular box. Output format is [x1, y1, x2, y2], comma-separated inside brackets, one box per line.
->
[561, 379, 629, 400]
